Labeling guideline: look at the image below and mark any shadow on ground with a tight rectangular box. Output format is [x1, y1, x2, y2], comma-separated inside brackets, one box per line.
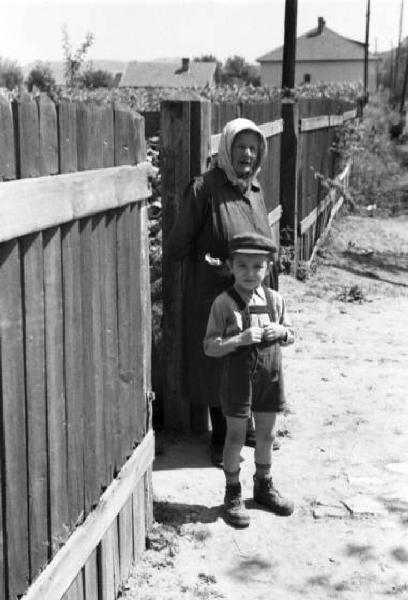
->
[153, 432, 213, 471]
[154, 500, 222, 526]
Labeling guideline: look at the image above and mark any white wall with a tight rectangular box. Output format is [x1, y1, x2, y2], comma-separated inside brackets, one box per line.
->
[260, 60, 377, 93]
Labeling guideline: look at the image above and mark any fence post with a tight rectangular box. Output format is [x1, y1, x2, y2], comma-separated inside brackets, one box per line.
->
[280, 98, 300, 267]
[161, 98, 211, 432]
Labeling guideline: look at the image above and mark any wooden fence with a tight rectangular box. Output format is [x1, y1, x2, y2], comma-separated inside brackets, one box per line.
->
[280, 97, 357, 264]
[0, 94, 154, 600]
[160, 96, 357, 431]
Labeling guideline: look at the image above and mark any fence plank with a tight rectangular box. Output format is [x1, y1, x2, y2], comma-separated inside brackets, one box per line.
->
[343, 108, 357, 121]
[259, 118, 284, 138]
[101, 104, 115, 167]
[99, 212, 120, 481]
[114, 104, 138, 165]
[129, 203, 147, 445]
[58, 99, 78, 173]
[0, 163, 152, 244]
[0, 95, 16, 180]
[161, 100, 200, 430]
[0, 442, 4, 600]
[62, 221, 84, 525]
[300, 114, 330, 132]
[43, 227, 69, 556]
[132, 476, 146, 561]
[162, 99, 211, 432]
[21, 430, 154, 600]
[62, 571, 84, 600]
[99, 523, 118, 600]
[118, 498, 133, 583]
[77, 102, 102, 170]
[84, 550, 99, 600]
[0, 240, 30, 598]
[15, 94, 41, 178]
[116, 206, 134, 463]
[81, 217, 102, 515]
[133, 202, 151, 437]
[38, 94, 59, 176]
[21, 233, 49, 580]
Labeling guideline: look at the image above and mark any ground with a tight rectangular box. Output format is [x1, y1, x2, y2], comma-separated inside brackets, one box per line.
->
[122, 210, 408, 600]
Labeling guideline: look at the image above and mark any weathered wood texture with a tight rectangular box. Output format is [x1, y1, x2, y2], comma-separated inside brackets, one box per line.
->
[161, 99, 211, 432]
[0, 96, 153, 600]
[1, 93, 147, 181]
[295, 98, 355, 261]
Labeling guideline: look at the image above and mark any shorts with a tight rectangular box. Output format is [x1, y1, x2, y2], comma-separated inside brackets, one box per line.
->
[220, 345, 286, 418]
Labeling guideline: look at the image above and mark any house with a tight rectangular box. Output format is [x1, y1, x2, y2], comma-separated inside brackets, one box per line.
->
[119, 58, 216, 88]
[257, 17, 379, 92]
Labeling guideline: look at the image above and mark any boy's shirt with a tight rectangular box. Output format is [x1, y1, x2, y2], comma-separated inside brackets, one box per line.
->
[203, 284, 294, 358]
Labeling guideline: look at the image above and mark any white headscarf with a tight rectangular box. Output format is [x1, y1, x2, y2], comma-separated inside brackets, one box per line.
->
[217, 118, 267, 192]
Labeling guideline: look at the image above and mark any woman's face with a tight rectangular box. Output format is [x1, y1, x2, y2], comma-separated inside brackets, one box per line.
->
[231, 131, 260, 178]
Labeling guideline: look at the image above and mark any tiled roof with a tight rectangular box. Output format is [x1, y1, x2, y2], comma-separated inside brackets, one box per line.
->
[257, 25, 376, 63]
[119, 60, 216, 88]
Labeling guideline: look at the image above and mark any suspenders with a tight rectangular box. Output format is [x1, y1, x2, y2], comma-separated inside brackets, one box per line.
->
[226, 285, 277, 328]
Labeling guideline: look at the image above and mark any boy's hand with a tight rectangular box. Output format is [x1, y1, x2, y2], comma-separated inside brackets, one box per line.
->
[239, 326, 264, 346]
[262, 323, 287, 342]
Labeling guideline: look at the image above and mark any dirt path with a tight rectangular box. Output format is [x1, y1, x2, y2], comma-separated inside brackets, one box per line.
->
[123, 212, 408, 600]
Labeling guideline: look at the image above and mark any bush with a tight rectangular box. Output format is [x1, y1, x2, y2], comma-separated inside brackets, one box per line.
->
[334, 92, 404, 208]
[0, 57, 23, 90]
[81, 69, 115, 89]
[25, 61, 56, 92]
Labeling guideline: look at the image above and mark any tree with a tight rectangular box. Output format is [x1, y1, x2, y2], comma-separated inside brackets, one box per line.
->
[194, 54, 222, 84]
[25, 61, 56, 92]
[62, 24, 94, 87]
[222, 55, 249, 83]
[81, 68, 114, 89]
[0, 57, 23, 90]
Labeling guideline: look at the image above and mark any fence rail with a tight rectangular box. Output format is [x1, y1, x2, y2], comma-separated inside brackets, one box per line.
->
[0, 93, 153, 600]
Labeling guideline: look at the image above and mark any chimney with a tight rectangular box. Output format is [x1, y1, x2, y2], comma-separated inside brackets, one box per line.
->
[317, 17, 326, 34]
[181, 57, 190, 72]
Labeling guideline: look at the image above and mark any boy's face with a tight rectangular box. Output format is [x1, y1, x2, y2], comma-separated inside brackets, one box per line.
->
[229, 252, 269, 292]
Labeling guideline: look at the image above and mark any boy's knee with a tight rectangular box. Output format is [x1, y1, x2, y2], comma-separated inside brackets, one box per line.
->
[226, 422, 247, 446]
[257, 429, 275, 446]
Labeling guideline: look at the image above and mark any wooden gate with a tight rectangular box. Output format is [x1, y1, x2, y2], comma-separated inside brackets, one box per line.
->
[0, 95, 154, 600]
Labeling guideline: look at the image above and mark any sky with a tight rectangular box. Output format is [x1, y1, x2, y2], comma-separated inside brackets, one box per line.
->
[0, 0, 406, 67]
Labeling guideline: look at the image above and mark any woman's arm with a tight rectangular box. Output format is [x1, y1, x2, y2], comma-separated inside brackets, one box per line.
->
[166, 178, 209, 261]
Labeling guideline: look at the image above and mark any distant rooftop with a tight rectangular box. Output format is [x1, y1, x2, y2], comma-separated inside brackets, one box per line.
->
[257, 17, 378, 63]
[119, 58, 216, 88]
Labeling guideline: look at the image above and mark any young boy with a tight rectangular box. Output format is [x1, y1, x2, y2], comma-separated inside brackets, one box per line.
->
[203, 232, 295, 527]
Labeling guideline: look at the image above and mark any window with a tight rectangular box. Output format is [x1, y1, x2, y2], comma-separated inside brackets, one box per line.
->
[303, 73, 311, 83]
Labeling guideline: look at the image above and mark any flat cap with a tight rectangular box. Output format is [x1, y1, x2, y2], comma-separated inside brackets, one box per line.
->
[229, 232, 276, 255]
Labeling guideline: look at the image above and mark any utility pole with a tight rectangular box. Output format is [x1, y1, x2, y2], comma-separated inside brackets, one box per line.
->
[364, 0, 371, 103]
[375, 38, 379, 91]
[394, 0, 404, 96]
[280, 0, 299, 266]
[399, 49, 408, 113]
[390, 42, 395, 102]
[281, 0, 298, 90]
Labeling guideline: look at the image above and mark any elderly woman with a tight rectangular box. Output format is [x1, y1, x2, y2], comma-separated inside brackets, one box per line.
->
[167, 117, 278, 466]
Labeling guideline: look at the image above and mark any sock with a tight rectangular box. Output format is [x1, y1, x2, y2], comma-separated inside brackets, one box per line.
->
[224, 469, 240, 485]
[255, 462, 272, 480]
